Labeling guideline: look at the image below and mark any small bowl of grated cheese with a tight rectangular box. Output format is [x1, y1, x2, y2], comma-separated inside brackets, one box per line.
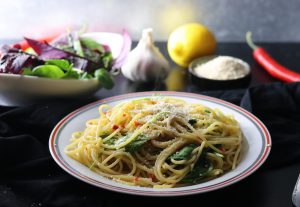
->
[189, 55, 251, 90]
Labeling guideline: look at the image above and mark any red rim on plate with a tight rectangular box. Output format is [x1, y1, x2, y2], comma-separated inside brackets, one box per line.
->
[49, 91, 271, 196]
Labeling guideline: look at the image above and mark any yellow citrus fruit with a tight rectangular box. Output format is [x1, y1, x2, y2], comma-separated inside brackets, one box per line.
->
[167, 23, 216, 67]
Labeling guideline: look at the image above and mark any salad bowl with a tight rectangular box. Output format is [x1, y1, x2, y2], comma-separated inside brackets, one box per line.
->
[0, 74, 100, 105]
[0, 31, 131, 106]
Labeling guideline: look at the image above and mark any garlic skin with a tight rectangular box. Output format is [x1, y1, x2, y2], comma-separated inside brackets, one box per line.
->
[121, 28, 170, 82]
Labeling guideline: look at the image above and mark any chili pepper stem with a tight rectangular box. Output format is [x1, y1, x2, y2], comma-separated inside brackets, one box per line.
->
[246, 31, 258, 50]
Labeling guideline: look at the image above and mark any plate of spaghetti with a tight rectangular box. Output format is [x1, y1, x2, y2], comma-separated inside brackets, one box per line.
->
[49, 91, 271, 196]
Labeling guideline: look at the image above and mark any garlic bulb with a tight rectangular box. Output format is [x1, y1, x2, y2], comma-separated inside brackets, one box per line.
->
[121, 28, 170, 82]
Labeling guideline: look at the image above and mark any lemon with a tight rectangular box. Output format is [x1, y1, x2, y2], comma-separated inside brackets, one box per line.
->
[167, 23, 216, 67]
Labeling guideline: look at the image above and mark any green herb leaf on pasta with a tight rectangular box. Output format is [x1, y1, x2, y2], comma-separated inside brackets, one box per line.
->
[181, 148, 213, 183]
[169, 144, 196, 161]
[125, 134, 150, 152]
[103, 138, 117, 145]
[188, 119, 197, 126]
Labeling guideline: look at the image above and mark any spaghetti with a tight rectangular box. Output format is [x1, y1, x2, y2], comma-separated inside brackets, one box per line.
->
[65, 96, 243, 188]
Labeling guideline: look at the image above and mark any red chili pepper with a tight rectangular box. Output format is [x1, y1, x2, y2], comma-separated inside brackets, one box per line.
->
[220, 146, 225, 153]
[149, 173, 156, 180]
[112, 124, 119, 130]
[134, 120, 141, 126]
[134, 176, 139, 182]
[246, 32, 300, 83]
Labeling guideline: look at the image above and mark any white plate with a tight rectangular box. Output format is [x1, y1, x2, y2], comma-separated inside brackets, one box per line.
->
[49, 91, 271, 196]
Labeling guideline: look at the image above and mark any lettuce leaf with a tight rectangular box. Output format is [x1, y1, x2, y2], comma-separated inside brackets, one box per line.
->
[31, 65, 65, 79]
[0, 45, 42, 74]
[94, 69, 114, 89]
[45, 59, 71, 70]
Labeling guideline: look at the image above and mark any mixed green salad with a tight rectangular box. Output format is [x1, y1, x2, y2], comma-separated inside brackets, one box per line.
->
[0, 31, 116, 89]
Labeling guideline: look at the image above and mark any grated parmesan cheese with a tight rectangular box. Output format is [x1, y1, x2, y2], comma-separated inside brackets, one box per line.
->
[194, 56, 249, 80]
[145, 102, 191, 118]
[131, 102, 193, 123]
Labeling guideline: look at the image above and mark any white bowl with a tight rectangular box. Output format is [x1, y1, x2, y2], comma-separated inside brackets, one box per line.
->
[0, 73, 101, 106]
[0, 32, 129, 106]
